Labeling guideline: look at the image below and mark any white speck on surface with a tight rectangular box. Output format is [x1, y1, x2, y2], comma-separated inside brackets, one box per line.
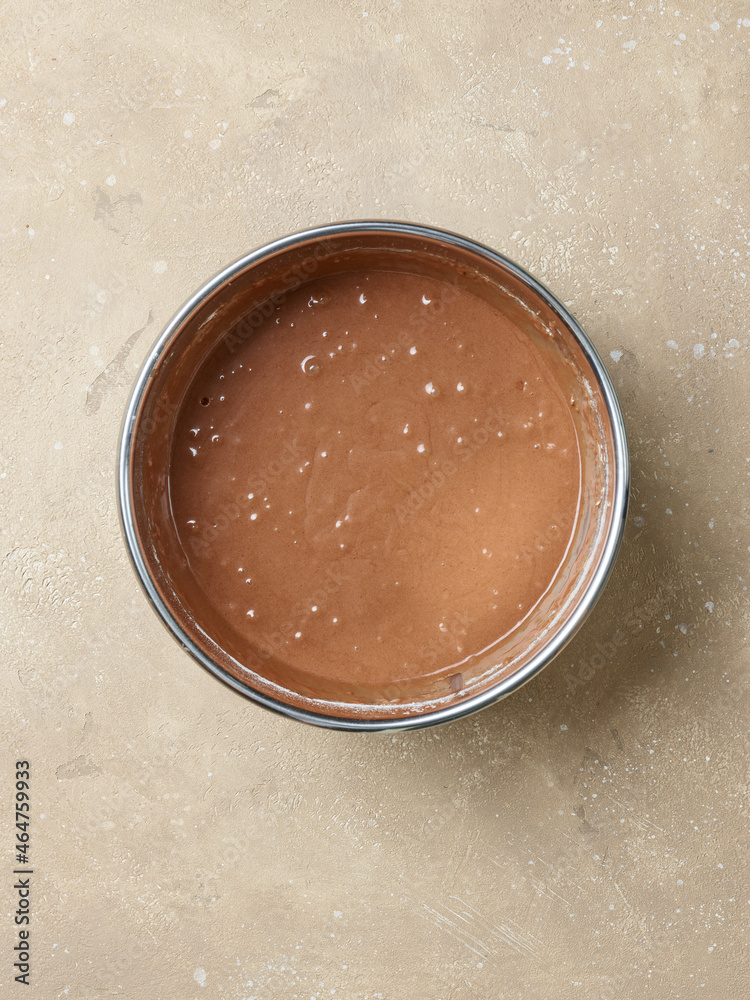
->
[54, 442, 63, 451]
[623, 40, 637, 51]
[711, 21, 721, 31]
[667, 340, 679, 350]
[106, 174, 116, 186]
[705, 602, 714, 613]
[63, 111, 75, 126]
[209, 137, 221, 149]
[610, 350, 623, 363]
[560, 724, 568, 731]
[694, 343, 706, 359]
[542, 55, 551, 64]
[193, 968, 206, 987]
[153, 260, 168, 274]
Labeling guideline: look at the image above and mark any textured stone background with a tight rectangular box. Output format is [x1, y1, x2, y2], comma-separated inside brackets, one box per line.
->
[1, 2, 749, 997]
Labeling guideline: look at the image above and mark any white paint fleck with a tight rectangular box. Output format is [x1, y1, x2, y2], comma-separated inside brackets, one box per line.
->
[542, 55, 551, 65]
[209, 137, 221, 150]
[705, 602, 714, 613]
[193, 967, 206, 987]
[184, 129, 192, 138]
[666, 340, 679, 351]
[610, 350, 623, 363]
[711, 21, 720, 31]
[54, 442, 63, 451]
[560, 724, 568, 731]
[623, 40, 637, 51]
[106, 174, 116, 186]
[693, 343, 705, 359]
[63, 111, 75, 126]
[153, 260, 168, 275]
[334, 910, 343, 918]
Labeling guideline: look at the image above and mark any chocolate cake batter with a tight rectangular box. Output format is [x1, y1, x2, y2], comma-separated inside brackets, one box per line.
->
[168, 268, 582, 702]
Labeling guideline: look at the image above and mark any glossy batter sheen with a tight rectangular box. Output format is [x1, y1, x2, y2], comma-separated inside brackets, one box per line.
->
[169, 269, 582, 693]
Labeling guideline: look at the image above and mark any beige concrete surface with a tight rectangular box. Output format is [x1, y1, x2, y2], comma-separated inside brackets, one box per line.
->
[1, 1, 749, 997]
